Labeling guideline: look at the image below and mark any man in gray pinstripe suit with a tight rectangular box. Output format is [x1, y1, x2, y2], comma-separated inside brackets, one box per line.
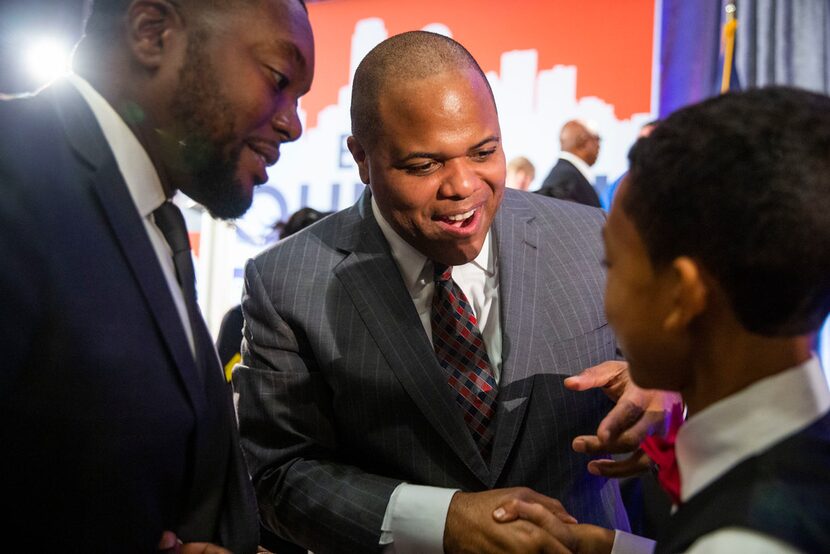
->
[235, 31, 635, 553]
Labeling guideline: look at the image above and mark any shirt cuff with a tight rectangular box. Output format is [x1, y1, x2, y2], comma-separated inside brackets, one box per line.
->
[611, 530, 656, 554]
[379, 483, 459, 554]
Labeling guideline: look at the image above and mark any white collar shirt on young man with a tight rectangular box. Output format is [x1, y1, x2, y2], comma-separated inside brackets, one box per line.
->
[558, 150, 595, 185]
[67, 73, 196, 357]
[371, 196, 501, 554]
[612, 355, 830, 554]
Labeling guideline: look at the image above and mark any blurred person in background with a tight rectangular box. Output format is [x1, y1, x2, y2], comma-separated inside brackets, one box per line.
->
[505, 155, 536, 191]
[537, 119, 602, 207]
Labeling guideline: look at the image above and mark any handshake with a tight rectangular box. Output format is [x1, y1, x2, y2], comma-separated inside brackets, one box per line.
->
[444, 361, 680, 554]
[445, 487, 614, 554]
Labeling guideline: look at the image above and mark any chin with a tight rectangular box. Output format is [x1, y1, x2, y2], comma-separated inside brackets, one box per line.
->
[629, 360, 680, 391]
[444, 241, 485, 266]
[202, 188, 254, 221]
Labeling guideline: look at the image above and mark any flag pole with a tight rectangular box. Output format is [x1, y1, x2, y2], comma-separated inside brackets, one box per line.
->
[720, 3, 738, 93]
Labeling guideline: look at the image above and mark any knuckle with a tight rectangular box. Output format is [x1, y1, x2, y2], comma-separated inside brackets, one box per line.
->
[516, 486, 532, 497]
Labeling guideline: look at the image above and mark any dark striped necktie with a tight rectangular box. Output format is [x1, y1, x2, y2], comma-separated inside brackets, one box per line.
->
[431, 262, 498, 459]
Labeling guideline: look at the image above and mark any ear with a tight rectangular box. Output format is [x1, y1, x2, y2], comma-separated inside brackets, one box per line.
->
[125, 0, 184, 70]
[663, 256, 708, 331]
[347, 135, 371, 185]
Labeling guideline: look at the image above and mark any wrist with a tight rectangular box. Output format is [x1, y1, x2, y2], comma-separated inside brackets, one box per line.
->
[574, 524, 615, 554]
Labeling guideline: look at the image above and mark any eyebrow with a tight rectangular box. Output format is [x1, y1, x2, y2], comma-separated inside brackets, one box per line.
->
[396, 135, 501, 164]
[274, 38, 308, 69]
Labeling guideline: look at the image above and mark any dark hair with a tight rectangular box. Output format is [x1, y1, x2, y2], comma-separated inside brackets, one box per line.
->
[350, 30, 493, 149]
[275, 207, 332, 239]
[625, 86, 830, 336]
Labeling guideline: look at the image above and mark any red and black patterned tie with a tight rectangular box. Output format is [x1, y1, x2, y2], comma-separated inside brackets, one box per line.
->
[431, 262, 498, 459]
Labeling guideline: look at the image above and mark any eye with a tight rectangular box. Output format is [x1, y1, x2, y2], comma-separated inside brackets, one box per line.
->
[270, 69, 289, 92]
[471, 147, 497, 162]
[404, 160, 440, 175]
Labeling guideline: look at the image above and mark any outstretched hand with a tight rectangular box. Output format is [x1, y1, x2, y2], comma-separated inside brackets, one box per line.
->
[565, 360, 682, 477]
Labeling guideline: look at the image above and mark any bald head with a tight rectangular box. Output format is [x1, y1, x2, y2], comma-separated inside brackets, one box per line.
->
[559, 119, 600, 166]
[350, 31, 494, 149]
[79, 0, 305, 60]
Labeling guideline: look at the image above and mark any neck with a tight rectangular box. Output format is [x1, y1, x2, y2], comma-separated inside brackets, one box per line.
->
[682, 322, 814, 416]
[75, 66, 180, 199]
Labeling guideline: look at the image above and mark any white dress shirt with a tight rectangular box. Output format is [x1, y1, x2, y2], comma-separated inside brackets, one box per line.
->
[370, 197, 501, 553]
[67, 73, 196, 356]
[613, 355, 830, 553]
[558, 151, 595, 185]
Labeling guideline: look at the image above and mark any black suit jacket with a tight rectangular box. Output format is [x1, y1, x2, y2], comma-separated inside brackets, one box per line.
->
[537, 158, 601, 207]
[0, 80, 258, 552]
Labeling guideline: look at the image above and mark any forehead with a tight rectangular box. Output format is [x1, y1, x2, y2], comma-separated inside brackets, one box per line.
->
[606, 176, 650, 263]
[213, 1, 314, 69]
[376, 69, 498, 149]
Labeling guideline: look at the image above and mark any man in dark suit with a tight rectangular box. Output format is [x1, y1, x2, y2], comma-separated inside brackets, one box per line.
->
[235, 31, 659, 554]
[537, 119, 602, 207]
[0, 0, 313, 551]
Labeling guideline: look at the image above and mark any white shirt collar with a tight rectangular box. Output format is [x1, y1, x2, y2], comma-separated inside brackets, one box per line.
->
[370, 195, 492, 293]
[67, 73, 167, 216]
[677, 355, 830, 502]
[558, 151, 595, 184]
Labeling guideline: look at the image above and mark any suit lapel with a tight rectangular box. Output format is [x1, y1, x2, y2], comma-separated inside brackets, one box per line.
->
[50, 81, 206, 418]
[489, 193, 539, 486]
[333, 193, 490, 484]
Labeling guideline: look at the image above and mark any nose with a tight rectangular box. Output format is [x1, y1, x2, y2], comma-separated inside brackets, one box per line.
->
[439, 158, 478, 199]
[271, 97, 303, 143]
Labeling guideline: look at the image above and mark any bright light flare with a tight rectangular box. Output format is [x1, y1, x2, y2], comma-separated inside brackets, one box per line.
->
[25, 38, 72, 84]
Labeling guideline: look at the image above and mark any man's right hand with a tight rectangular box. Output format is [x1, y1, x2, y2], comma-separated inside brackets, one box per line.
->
[158, 531, 232, 554]
[443, 488, 578, 554]
[493, 500, 615, 554]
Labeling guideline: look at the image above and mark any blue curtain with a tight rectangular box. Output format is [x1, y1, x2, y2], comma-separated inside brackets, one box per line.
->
[658, 0, 724, 117]
[659, 0, 830, 115]
[736, 0, 830, 94]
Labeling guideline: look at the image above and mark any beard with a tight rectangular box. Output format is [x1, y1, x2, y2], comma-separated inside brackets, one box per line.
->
[168, 33, 252, 220]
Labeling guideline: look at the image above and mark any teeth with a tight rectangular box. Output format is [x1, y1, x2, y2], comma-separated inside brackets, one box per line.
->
[446, 209, 475, 222]
[247, 144, 268, 164]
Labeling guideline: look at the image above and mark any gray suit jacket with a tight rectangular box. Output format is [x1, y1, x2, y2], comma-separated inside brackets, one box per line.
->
[234, 188, 628, 553]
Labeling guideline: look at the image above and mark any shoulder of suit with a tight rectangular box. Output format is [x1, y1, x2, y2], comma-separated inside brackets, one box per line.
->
[503, 188, 605, 227]
[0, 89, 59, 149]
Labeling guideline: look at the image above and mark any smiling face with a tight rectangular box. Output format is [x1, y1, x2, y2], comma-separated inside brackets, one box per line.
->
[350, 68, 505, 265]
[169, 0, 314, 219]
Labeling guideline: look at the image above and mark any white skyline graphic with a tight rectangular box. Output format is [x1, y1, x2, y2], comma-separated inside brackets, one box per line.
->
[255, 18, 654, 225]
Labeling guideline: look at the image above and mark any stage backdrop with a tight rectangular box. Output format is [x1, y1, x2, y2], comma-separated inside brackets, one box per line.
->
[196, 0, 660, 333]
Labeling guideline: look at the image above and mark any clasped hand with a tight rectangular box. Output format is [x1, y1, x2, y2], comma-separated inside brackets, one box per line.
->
[484, 360, 680, 553]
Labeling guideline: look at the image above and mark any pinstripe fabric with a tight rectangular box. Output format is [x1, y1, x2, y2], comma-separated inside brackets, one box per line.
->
[234, 188, 629, 553]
